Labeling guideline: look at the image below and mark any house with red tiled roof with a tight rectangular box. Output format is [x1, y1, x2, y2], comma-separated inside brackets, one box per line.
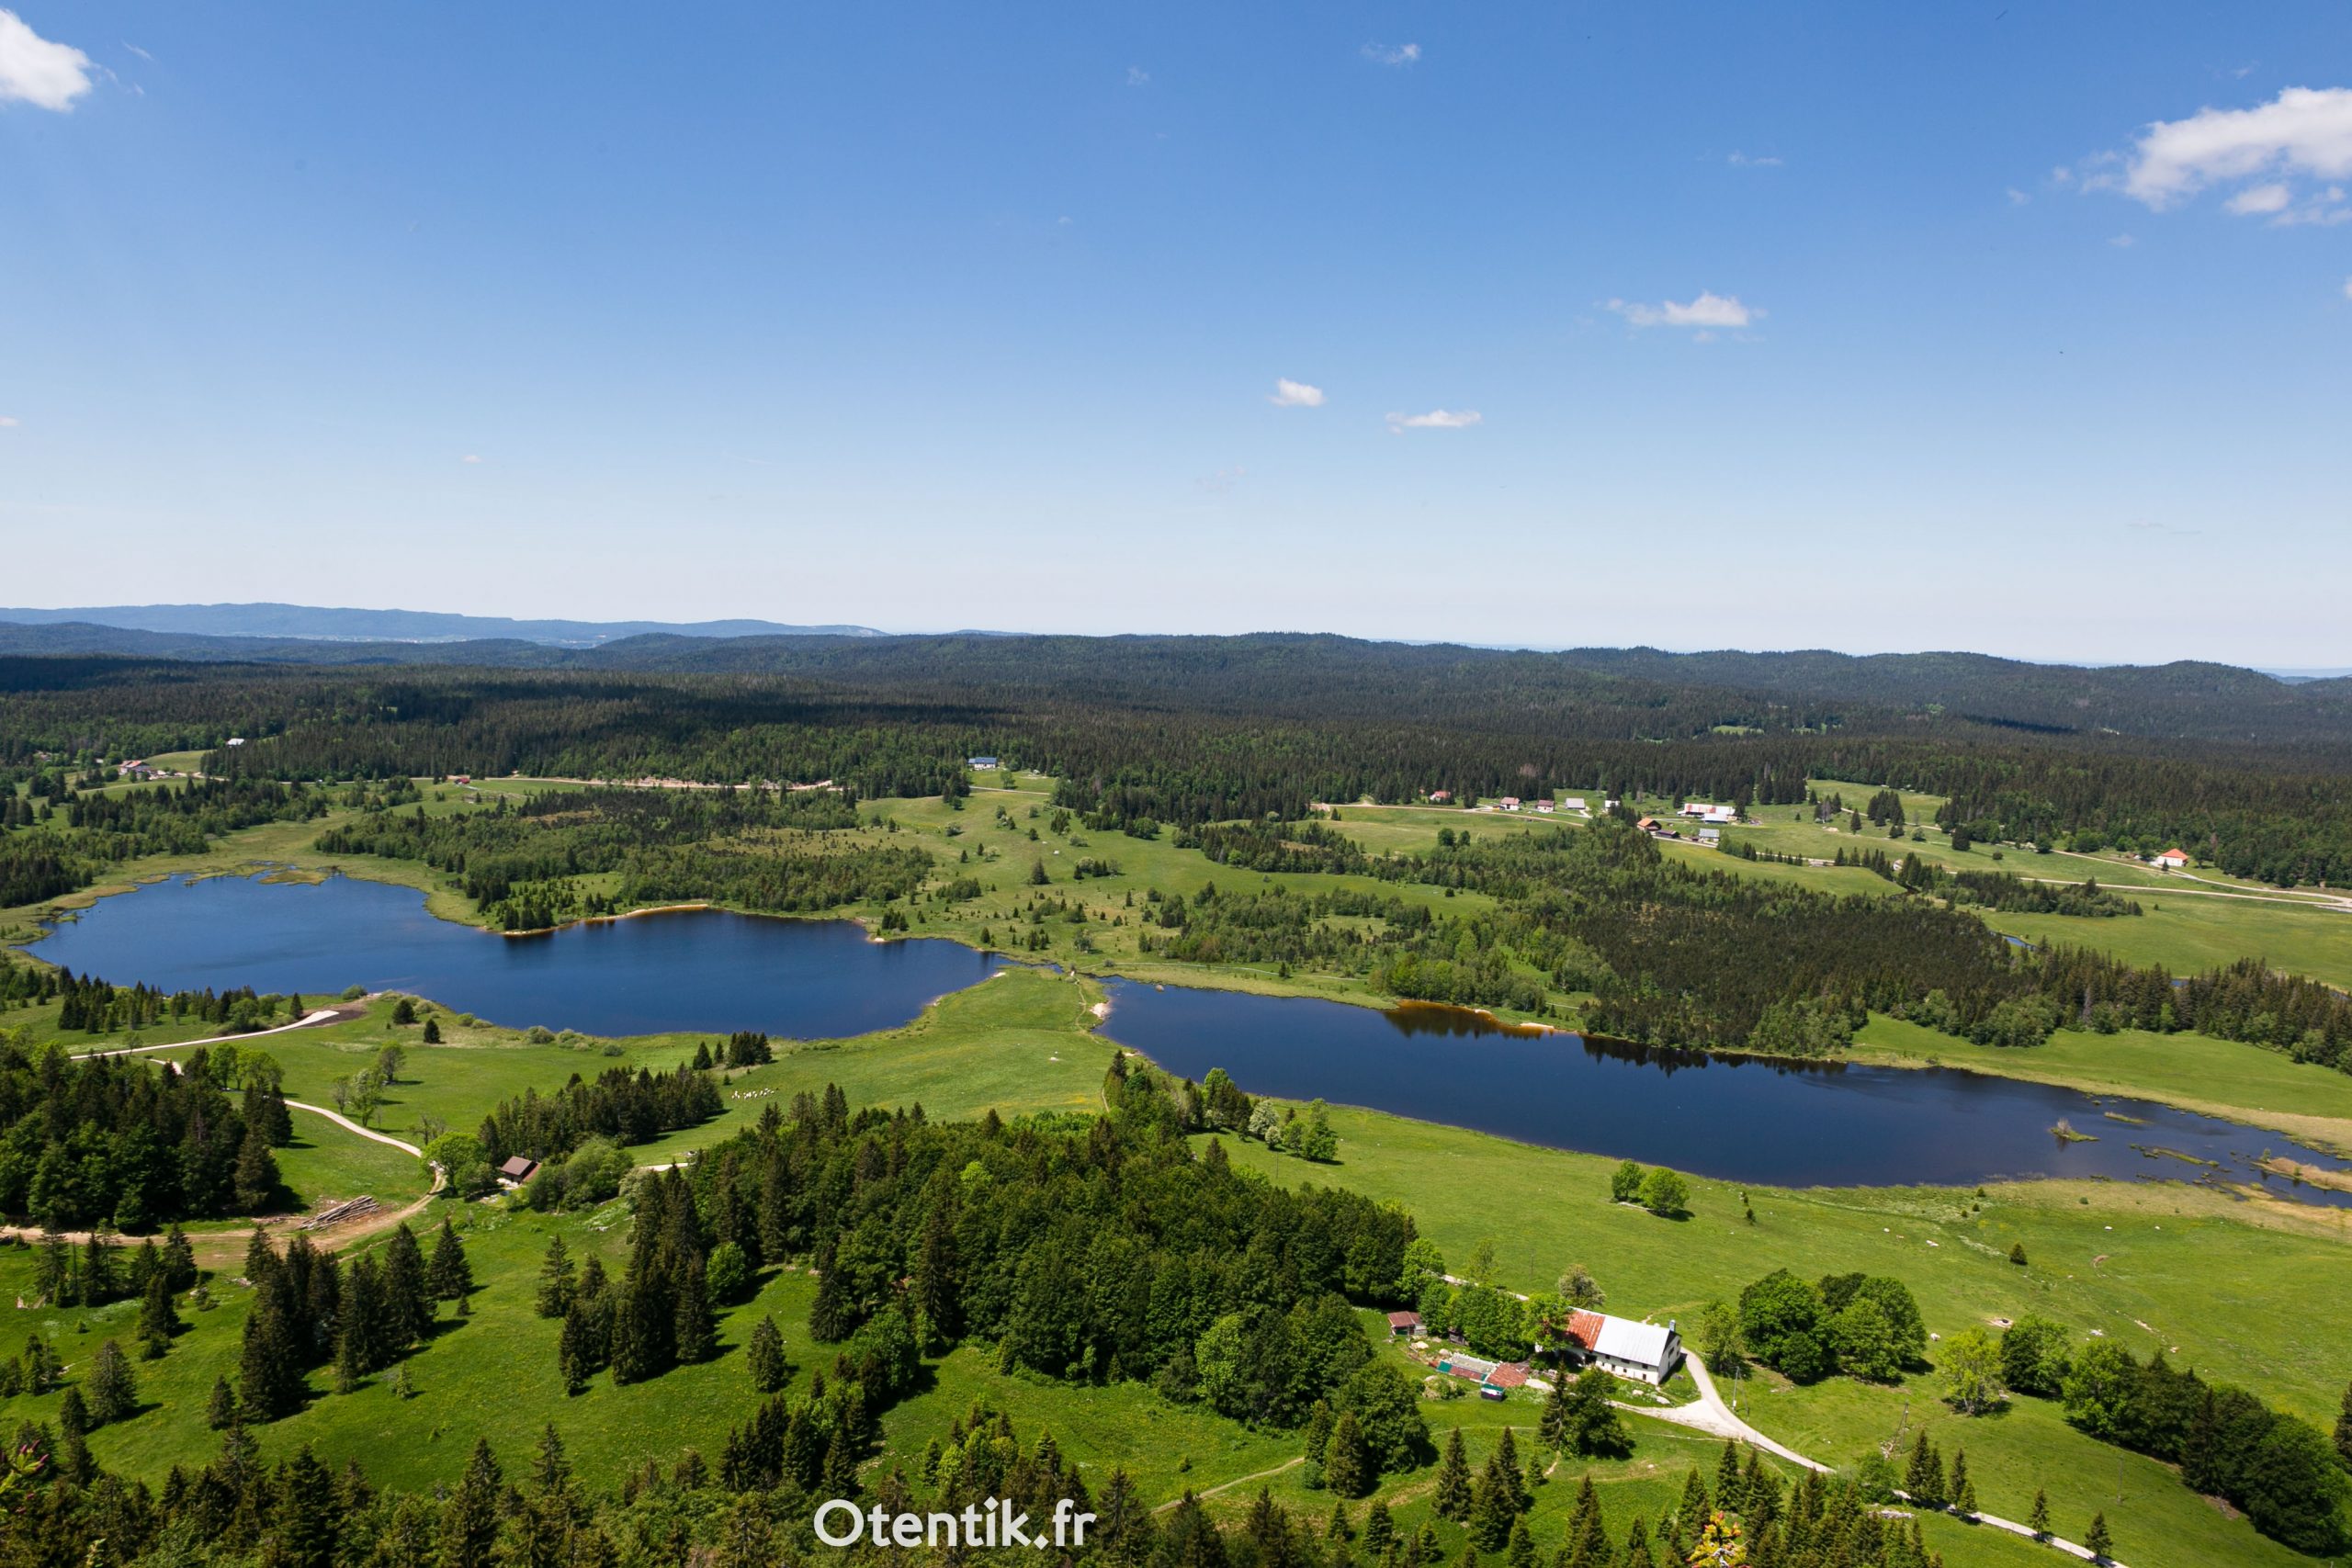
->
[2153, 848, 2190, 869]
[1548, 1309, 1682, 1384]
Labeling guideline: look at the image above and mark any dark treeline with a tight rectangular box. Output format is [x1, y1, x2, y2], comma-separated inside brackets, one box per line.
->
[0, 1040, 290, 1230]
[6, 646, 2350, 886]
[477, 1065, 724, 1165]
[0, 775, 326, 907]
[0, 967, 306, 1037]
[313, 787, 923, 929]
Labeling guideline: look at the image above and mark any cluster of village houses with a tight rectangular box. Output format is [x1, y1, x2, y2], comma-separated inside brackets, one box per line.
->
[1385, 1307, 1683, 1398]
[1422, 791, 1745, 849]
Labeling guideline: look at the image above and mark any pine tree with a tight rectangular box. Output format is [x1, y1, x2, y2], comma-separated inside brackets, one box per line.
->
[1622, 1518, 1656, 1568]
[207, 1374, 240, 1429]
[674, 1255, 717, 1363]
[1715, 1439, 1746, 1516]
[56, 1388, 96, 1485]
[1326, 1411, 1371, 1499]
[2027, 1489, 2050, 1540]
[1329, 1503, 1353, 1543]
[559, 1298, 600, 1393]
[240, 1289, 307, 1420]
[2334, 1378, 2352, 1474]
[532, 1422, 573, 1501]
[808, 1248, 850, 1342]
[438, 1438, 503, 1568]
[2084, 1512, 2112, 1563]
[269, 1443, 342, 1568]
[1539, 1370, 1572, 1453]
[381, 1224, 432, 1348]
[1363, 1501, 1396, 1556]
[138, 1269, 181, 1358]
[340, 1254, 385, 1376]
[535, 1235, 576, 1319]
[1677, 1467, 1711, 1536]
[1902, 1430, 1945, 1509]
[85, 1337, 138, 1426]
[427, 1215, 473, 1304]
[1434, 1427, 1474, 1520]
[1504, 1519, 1535, 1568]
[746, 1313, 787, 1393]
[820, 1431, 859, 1501]
[233, 1123, 281, 1212]
[1469, 1451, 1518, 1550]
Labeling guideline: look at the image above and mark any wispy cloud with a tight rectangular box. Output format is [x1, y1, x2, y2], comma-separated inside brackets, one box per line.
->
[1268, 378, 1325, 409]
[1196, 467, 1247, 494]
[2344, 276, 2352, 300]
[1609, 291, 1758, 330]
[122, 40, 151, 62]
[1385, 409, 1480, 432]
[2102, 85, 2352, 226]
[0, 415, 18, 428]
[1727, 152, 1782, 168]
[2006, 186, 2032, 205]
[460, 454, 483, 465]
[2108, 232, 2136, 247]
[1125, 65, 1149, 87]
[0, 8, 95, 110]
[1361, 42, 1420, 66]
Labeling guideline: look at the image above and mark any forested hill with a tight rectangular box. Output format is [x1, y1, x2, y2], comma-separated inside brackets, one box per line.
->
[1548, 647, 2352, 744]
[0, 604, 882, 645]
[3, 622, 2350, 749]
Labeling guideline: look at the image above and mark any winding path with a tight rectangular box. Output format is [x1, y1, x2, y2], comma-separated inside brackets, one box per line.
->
[1602, 1355, 2127, 1566]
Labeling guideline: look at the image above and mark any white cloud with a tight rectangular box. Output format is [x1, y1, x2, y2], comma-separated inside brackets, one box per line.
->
[0, 415, 17, 427]
[2006, 186, 2032, 205]
[1727, 152, 1782, 168]
[2109, 232, 2136, 247]
[123, 40, 151, 62]
[1362, 42, 1419, 66]
[0, 9, 95, 110]
[460, 454, 483, 464]
[1609, 290, 1758, 329]
[2224, 182, 2291, 214]
[1268, 378, 1325, 409]
[1385, 409, 1480, 431]
[2115, 85, 2352, 209]
[1125, 65, 1148, 87]
[2344, 275, 2352, 300]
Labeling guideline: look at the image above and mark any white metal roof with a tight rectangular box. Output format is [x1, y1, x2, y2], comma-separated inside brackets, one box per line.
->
[1592, 1316, 1677, 1368]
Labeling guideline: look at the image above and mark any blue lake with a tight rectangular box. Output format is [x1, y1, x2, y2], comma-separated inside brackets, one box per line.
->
[25, 871, 2352, 1200]
[29, 872, 1001, 1039]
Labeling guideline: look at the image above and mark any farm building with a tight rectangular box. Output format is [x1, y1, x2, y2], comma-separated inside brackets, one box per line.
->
[1561, 797, 1588, 812]
[1552, 1310, 1682, 1384]
[1428, 790, 1453, 803]
[1698, 828, 1721, 845]
[1702, 807, 1736, 825]
[967, 756, 1000, 769]
[1533, 800, 1555, 814]
[498, 1156, 541, 1184]
[1386, 1311, 1422, 1339]
[2153, 848, 2189, 869]
[1497, 796, 1521, 811]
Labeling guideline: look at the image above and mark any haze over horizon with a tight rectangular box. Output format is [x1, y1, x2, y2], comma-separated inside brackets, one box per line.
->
[4, 5, 2348, 664]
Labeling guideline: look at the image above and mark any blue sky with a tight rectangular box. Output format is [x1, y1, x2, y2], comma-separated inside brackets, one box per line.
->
[3, 6, 2347, 664]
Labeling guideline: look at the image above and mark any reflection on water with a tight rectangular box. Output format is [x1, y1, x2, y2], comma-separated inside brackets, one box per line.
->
[1101, 979, 2352, 1201]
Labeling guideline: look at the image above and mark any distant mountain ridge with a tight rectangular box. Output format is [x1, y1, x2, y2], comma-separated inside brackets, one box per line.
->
[0, 603, 883, 646]
[0, 617, 2347, 749]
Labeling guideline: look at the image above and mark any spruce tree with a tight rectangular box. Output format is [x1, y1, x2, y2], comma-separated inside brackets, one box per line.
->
[2334, 1378, 2352, 1474]
[807, 1247, 850, 1343]
[1538, 1370, 1572, 1454]
[427, 1215, 473, 1305]
[381, 1223, 432, 1348]
[559, 1298, 599, 1393]
[1469, 1451, 1517, 1549]
[1564, 1474, 1608, 1568]
[674, 1255, 717, 1363]
[207, 1374, 240, 1429]
[1433, 1427, 1474, 1520]
[270, 1443, 342, 1568]
[1363, 1501, 1395, 1556]
[1902, 1430, 1945, 1509]
[56, 1389, 96, 1485]
[2027, 1489, 2051, 1540]
[2084, 1511, 2112, 1562]
[1504, 1519, 1534, 1568]
[746, 1314, 787, 1393]
[139, 1269, 181, 1358]
[536, 1235, 576, 1319]
[1715, 1438, 1746, 1515]
[438, 1438, 503, 1568]
[85, 1337, 137, 1426]
[1676, 1466, 1711, 1535]
[1326, 1411, 1371, 1499]
[239, 1289, 307, 1420]
[1622, 1518, 1656, 1568]
[233, 1124, 281, 1213]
